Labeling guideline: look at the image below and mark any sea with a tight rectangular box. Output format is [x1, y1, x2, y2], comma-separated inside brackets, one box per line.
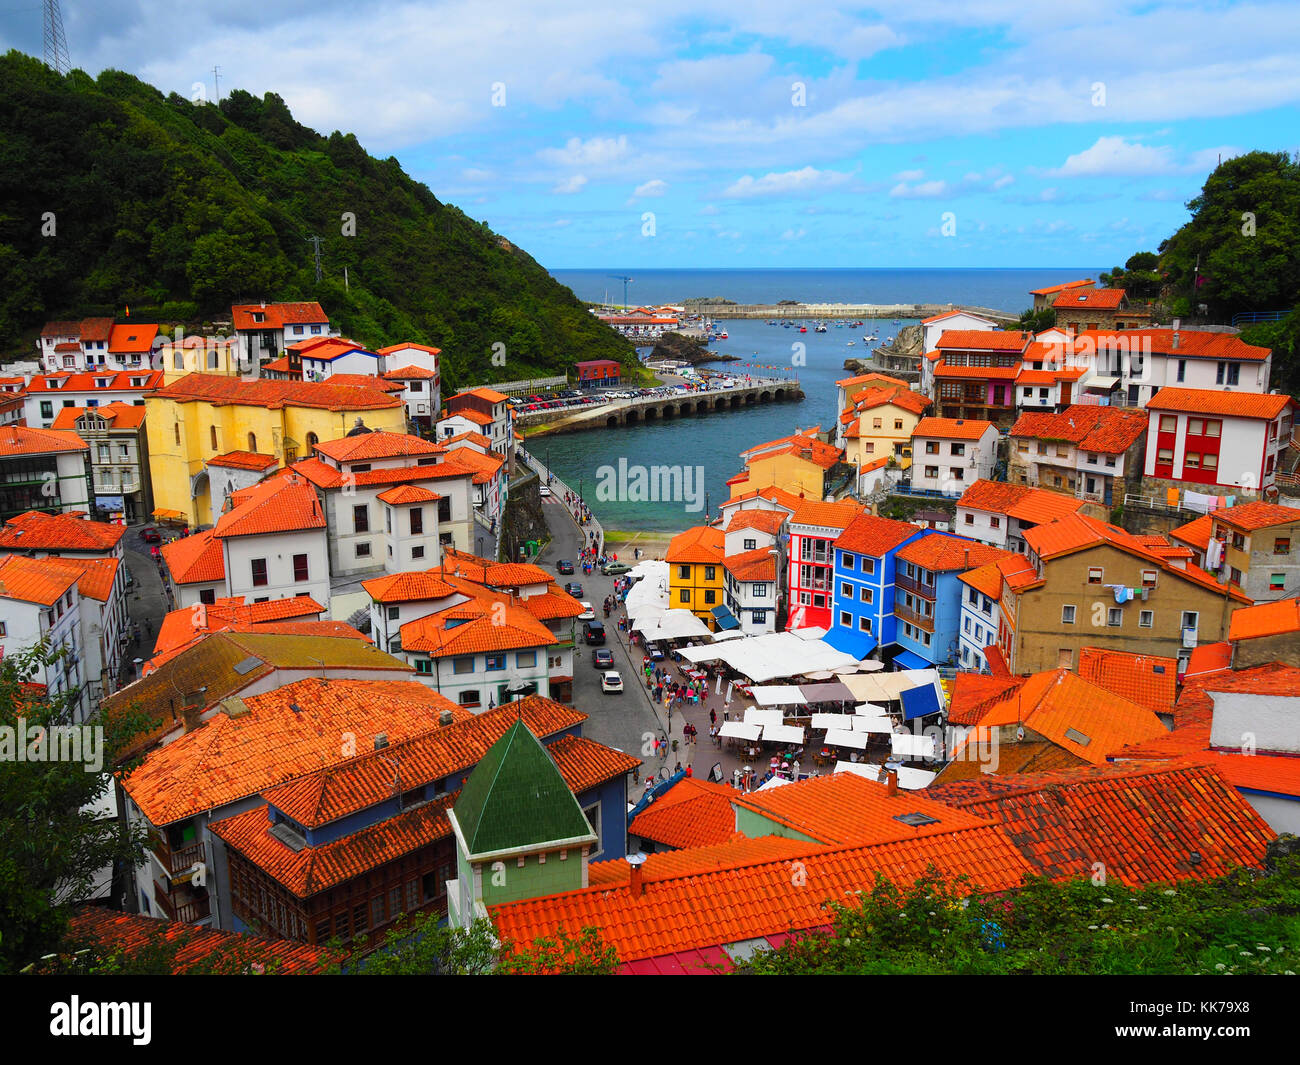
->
[542, 268, 1100, 532]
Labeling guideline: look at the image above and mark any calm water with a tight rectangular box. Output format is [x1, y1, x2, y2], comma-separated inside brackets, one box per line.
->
[543, 268, 1099, 532]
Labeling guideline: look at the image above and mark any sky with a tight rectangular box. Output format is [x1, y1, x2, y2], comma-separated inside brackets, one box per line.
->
[5, 1, 1300, 268]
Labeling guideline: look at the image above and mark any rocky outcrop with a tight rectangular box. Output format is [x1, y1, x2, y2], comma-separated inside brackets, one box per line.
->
[649, 331, 738, 364]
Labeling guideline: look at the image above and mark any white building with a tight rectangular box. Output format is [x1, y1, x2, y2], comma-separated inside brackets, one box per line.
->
[230, 301, 333, 368]
[0, 554, 90, 720]
[909, 418, 998, 495]
[954, 479, 1087, 553]
[723, 548, 781, 633]
[0, 425, 92, 519]
[921, 310, 999, 356]
[379, 343, 442, 428]
[213, 476, 331, 606]
[22, 370, 164, 430]
[293, 337, 383, 381]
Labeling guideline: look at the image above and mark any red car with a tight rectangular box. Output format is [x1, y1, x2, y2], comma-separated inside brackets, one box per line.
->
[140, 527, 162, 544]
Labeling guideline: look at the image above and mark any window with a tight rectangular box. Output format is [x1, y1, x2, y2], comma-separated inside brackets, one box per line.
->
[293, 554, 309, 582]
[753, 583, 767, 598]
[1061, 605, 1076, 624]
[925, 441, 939, 455]
[251, 558, 268, 587]
[247, 432, 257, 452]
[1157, 448, 1174, 464]
[1140, 569, 1157, 587]
[458, 690, 481, 708]
[951, 443, 965, 457]
[1139, 610, 1153, 628]
[862, 557, 875, 575]
[356, 543, 372, 558]
[517, 650, 537, 667]
[841, 582, 853, 598]
[964, 513, 974, 525]
[1176, 359, 1186, 382]
[1184, 452, 1200, 469]
[453, 657, 474, 674]
[873, 418, 882, 429]
[1269, 573, 1286, 591]
[704, 590, 716, 605]
[1181, 611, 1199, 632]
[387, 605, 400, 621]
[415, 659, 433, 675]
[704, 566, 716, 581]
[409, 508, 423, 535]
[859, 587, 873, 604]
[840, 611, 852, 627]
[1159, 415, 1177, 433]
[678, 565, 691, 580]
[209, 426, 218, 450]
[989, 516, 1000, 529]
[753, 610, 767, 624]
[353, 505, 369, 533]
[925, 466, 939, 479]
[1274, 537, 1291, 555]
[1087, 567, 1103, 584]
[744, 538, 756, 550]
[199, 589, 216, 605]
[485, 654, 506, 671]
[412, 545, 425, 559]
[679, 590, 690, 603]
[1204, 420, 1221, 437]
[1229, 567, 1243, 586]
[842, 554, 855, 570]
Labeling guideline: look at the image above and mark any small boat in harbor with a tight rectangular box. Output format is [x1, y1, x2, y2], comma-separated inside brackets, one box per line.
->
[719, 331, 728, 339]
[798, 326, 808, 333]
[846, 341, 855, 346]
[815, 322, 827, 333]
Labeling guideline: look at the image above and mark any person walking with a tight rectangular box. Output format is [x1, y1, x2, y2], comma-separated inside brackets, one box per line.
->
[709, 707, 717, 727]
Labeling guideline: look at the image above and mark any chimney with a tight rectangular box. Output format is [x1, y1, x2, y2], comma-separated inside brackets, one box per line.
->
[374, 733, 389, 750]
[180, 703, 202, 732]
[439, 709, 454, 726]
[1172, 331, 1180, 350]
[629, 862, 644, 897]
[886, 770, 899, 796]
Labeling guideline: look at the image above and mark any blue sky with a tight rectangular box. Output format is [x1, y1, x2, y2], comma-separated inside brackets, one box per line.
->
[5, 1, 1299, 268]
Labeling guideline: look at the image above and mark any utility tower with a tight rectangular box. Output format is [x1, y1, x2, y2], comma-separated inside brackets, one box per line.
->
[43, 0, 71, 75]
[306, 236, 324, 282]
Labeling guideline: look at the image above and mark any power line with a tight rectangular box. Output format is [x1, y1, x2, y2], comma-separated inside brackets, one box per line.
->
[212, 65, 221, 102]
[42, 0, 70, 75]
[305, 235, 323, 282]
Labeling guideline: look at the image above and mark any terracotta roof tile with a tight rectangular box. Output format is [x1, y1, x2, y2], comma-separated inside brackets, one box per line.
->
[212, 478, 325, 539]
[946, 672, 1022, 725]
[1052, 287, 1127, 309]
[1228, 598, 1300, 641]
[152, 373, 401, 412]
[957, 479, 1086, 524]
[1009, 406, 1148, 454]
[0, 510, 125, 553]
[206, 450, 278, 471]
[0, 554, 82, 606]
[895, 532, 1017, 572]
[724, 509, 788, 535]
[160, 529, 225, 585]
[0, 425, 89, 456]
[835, 512, 919, 556]
[935, 330, 1031, 352]
[912, 417, 995, 441]
[628, 778, 740, 849]
[1077, 647, 1179, 717]
[1214, 501, 1300, 533]
[230, 302, 328, 331]
[376, 484, 441, 505]
[1146, 387, 1294, 420]
[50, 401, 148, 431]
[667, 525, 724, 564]
[1029, 279, 1094, 296]
[313, 431, 442, 461]
[723, 546, 777, 580]
[789, 499, 864, 531]
[24, 370, 164, 394]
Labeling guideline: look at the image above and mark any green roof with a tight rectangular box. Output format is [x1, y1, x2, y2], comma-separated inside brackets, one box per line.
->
[453, 719, 594, 857]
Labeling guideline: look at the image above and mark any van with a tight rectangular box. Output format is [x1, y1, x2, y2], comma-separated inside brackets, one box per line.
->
[583, 620, 606, 645]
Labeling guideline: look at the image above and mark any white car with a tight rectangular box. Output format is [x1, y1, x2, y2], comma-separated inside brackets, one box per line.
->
[601, 671, 624, 694]
[539, 485, 552, 498]
[578, 601, 596, 620]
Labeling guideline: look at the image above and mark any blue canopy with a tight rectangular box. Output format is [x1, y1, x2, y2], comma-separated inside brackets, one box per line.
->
[823, 626, 877, 659]
[891, 649, 932, 671]
[901, 683, 942, 721]
[710, 605, 741, 630]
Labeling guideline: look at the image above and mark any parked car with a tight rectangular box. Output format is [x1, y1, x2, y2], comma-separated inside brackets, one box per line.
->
[592, 648, 615, 669]
[601, 670, 624, 693]
[539, 485, 552, 498]
[139, 527, 162, 543]
[583, 620, 606, 645]
[647, 645, 664, 662]
[578, 601, 596, 620]
[601, 561, 631, 576]
[566, 582, 584, 598]
[557, 559, 574, 574]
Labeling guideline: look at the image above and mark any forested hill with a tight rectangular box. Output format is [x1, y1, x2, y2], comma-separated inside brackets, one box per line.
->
[0, 51, 632, 388]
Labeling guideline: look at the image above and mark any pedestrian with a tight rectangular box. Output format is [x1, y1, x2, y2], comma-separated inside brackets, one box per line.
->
[685, 765, 693, 778]
[709, 707, 717, 727]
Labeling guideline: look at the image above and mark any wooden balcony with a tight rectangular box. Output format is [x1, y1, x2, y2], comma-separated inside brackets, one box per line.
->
[153, 880, 211, 923]
[894, 601, 936, 633]
[894, 571, 935, 599]
[148, 829, 206, 881]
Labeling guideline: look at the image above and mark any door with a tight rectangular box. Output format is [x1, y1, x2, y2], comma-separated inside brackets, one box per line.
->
[1057, 647, 1073, 668]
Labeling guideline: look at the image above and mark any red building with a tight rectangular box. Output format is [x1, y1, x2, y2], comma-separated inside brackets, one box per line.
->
[576, 359, 621, 389]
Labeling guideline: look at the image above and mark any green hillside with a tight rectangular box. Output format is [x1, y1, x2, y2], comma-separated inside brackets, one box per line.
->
[0, 51, 632, 390]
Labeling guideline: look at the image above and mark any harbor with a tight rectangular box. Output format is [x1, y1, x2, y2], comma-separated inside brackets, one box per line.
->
[676, 301, 1018, 321]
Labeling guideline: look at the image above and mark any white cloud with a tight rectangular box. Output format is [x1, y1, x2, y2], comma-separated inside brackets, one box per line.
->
[552, 174, 588, 194]
[632, 178, 668, 197]
[992, 174, 1014, 189]
[890, 179, 949, 199]
[1049, 136, 1176, 177]
[722, 166, 851, 198]
[780, 227, 807, 240]
[699, 204, 720, 216]
[539, 135, 631, 169]
[893, 168, 926, 181]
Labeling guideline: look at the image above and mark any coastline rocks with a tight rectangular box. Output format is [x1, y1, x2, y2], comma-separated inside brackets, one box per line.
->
[649, 331, 739, 364]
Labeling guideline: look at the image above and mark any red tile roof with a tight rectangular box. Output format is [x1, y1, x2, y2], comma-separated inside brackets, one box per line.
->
[0, 554, 83, 606]
[377, 342, 441, 357]
[946, 672, 1022, 725]
[895, 533, 1017, 572]
[1076, 647, 1179, 717]
[230, 302, 328, 331]
[1228, 598, 1300, 642]
[1029, 279, 1094, 296]
[0, 425, 89, 455]
[667, 525, 724, 564]
[459, 387, 509, 404]
[1009, 405, 1149, 454]
[1214, 501, 1300, 532]
[0, 510, 125, 553]
[929, 762, 1272, 887]
[628, 778, 740, 849]
[107, 323, 159, 353]
[50, 401, 148, 431]
[212, 477, 325, 539]
[725, 509, 788, 535]
[399, 577, 558, 656]
[920, 310, 996, 326]
[789, 499, 864, 531]
[160, 529, 225, 585]
[382, 364, 439, 380]
[376, 484, 441, 505]
[935, 330, 1031, 352]
[24, 370, 164, 393]
[835, 371, 910, 389]
[933, 362, 1021, 380]
[151, 594, 326, 654]
[912, 417, 995, 441]
[956, 479, 1086, 523]
[1145, 387, 1294, 420]
[310, 431, 443, 462]
[834, 511, 920, 556]
[152, 374, 402, 411]
[723, 546, 777, 581]
[845, 384, 931, 417]
[1052, 287, 1127, 309]
[66, 905, 341, 974]
[206, 450, 278, 471]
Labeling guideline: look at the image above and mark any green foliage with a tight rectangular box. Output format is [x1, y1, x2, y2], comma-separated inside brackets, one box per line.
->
[740, 860, 1300, 975]
[1017, 306, 1056, 332]
[0, 641, 153, 974]
[1242, 308, 1300, 396]
[0, 51, 632, 383]
[1158, 151, 1300, 315]
[497, 925, 620, 975]
[1100, 251, 1162, 301]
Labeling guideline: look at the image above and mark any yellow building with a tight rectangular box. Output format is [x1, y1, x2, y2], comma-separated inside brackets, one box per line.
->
[728, 429, 844, 501]
[839, 384, 931, 471]
[158, 336, 243, 384]
[667, 525, 726, 628]
[145, 373, 407, 527]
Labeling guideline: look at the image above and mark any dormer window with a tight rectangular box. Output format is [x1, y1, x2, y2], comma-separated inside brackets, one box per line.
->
[252, 311, 265, 323]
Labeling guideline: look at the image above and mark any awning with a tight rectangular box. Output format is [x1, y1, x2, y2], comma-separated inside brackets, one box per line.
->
[891, 650, 932, 672]
[822, 627, 877, 659]
[152, 508, 184, 520]
[750, 685, 807, 706]
[798, 681, 855, 704]
[719, 721, 761, 740]
[900, 683, 942, 721]
[891, 733, 936, 759]
[762, 723, 805, 745]
[835, 762, 935, 790]
[810, 713, 853, 730]
[710, 605, 741, 630]
[1083, 375, 1119, 390]
[852, 716, 894, 734]
[823, 728, 868, 750]
[743, 707, 786, 728]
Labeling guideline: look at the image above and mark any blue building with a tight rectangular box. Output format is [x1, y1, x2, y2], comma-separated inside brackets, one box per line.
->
[891, 531, 1015, 670]
[826, 513, 928, 660]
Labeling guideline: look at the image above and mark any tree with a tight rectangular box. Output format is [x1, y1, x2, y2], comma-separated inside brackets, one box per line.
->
[1100, 251, 1162, 302]
[1158, 151, 1300, 315]
[1017, 307, 1056, 332]
[0, 642, 152, 974]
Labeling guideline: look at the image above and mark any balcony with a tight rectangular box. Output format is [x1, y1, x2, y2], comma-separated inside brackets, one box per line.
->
[153, 880, 211, 924]
[894, 571, 936, 599]
[148, 829, 206, 881]
[894, 601, 936, 633]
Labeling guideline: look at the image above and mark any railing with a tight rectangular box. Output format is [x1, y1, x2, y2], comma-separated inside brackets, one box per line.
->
[148, 830, 205, 880]
[1231, 310, 1290, 326]
[894, 571, 936, 599]
[154, 882, 211, 923]
[894, 602, 936, 633]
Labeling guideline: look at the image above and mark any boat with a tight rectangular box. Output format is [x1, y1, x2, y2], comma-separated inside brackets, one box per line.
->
[846, 341, 855, 346]
[814, 322, 827, 333]
[798, 326, 808, 333]
[719, 331, 728, 339]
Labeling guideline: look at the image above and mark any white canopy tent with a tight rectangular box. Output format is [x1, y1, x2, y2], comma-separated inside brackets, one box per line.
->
[841, 669, 946, 709]
[835, 762, 936, 790]
[678, 631, 857, 683]
[762, 723, 805, 745]
[743, 708, 785, 728]
[810, 713, 854, 731]
[891, 733, 937, 759]
[751, 685, 807, 706]
[823, 728, 869, 750]
[632, 610, 711, 641]
[852, 716, 894, 734]
[719, 720, 762, 741]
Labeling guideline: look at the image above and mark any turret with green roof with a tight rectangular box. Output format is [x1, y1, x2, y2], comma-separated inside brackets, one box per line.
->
[447, 718, 597, 927]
